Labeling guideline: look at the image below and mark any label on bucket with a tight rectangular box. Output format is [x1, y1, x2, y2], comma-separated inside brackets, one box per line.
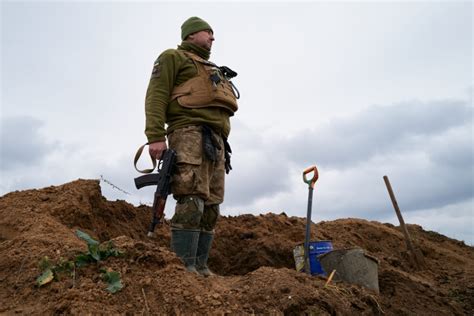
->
[309, 241, 333, 254]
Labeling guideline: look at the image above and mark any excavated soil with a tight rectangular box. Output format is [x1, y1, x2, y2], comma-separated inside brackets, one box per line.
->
[0, 179, 473, 315]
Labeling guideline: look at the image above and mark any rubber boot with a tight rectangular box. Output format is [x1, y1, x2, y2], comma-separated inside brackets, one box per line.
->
[196, 231, 215, 277]
[170, 229, 200, 274]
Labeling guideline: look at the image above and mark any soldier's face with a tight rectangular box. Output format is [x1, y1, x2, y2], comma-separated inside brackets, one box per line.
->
[188, 30, 214, 51]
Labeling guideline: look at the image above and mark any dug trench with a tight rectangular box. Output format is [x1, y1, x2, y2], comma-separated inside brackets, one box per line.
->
[0, 179, 472, 314]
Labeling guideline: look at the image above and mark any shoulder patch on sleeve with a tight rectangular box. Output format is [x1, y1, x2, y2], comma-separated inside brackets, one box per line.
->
[151, 60, 161, 79]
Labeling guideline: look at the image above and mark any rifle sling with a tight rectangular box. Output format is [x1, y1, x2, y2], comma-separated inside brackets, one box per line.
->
[134, 143, 157, 174]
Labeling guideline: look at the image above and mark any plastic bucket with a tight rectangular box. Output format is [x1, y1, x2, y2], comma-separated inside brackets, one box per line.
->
[293, 241, 333, 275]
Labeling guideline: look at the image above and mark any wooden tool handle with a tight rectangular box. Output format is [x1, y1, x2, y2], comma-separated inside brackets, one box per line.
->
[383, 175, 416, 253]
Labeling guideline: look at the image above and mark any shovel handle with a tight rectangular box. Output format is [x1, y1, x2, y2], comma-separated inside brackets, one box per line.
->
[303, 165, 319, 189]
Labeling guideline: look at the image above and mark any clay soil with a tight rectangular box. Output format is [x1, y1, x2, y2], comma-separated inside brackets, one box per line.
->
[1, 179, 473, 315]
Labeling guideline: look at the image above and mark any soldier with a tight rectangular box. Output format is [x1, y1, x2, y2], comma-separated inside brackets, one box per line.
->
[144, 17, 238, 276]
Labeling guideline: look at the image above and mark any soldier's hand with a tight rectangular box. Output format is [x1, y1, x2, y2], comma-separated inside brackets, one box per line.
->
[149, 141, 168, 160]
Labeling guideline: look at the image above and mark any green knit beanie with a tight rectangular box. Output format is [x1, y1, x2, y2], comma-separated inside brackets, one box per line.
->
[181, 17, 213, 40]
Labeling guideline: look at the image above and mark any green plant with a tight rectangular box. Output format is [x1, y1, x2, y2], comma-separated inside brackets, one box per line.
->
[74, 230, 122, 267]
[36, 256, 75, 286]
[36, 230, 124, 293]
[100, 268, 124, 293]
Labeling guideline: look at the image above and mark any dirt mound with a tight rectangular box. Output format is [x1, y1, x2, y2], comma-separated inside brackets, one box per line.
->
[1, 179, 472, 315]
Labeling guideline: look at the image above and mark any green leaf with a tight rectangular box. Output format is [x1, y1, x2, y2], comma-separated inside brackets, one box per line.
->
[36, 268, 54, 287]
[99, 243, 123, 260]
[75, 230, 99, 246]
[75, 253, 94, 268]
[102, 270, 123, 293]
[76, 230, 102, 261]
[88, 243, 101, 261]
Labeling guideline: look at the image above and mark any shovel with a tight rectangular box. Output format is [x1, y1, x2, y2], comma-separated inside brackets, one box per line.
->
[303, 165, 319, 275]
[383, 175, 425, 270]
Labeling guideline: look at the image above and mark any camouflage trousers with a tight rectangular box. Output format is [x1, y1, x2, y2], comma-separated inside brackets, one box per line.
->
[168, 125, 225, 231]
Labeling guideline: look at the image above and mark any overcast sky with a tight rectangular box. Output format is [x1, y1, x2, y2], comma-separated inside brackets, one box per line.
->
[1, 1, 473, 244]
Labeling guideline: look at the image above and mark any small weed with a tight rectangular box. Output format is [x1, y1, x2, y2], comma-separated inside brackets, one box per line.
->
[36, 230, 124, 293]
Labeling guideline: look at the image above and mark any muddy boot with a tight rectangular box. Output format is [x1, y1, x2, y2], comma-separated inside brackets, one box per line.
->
[170, 229, 200, 274]
[196, 231, 215, 277]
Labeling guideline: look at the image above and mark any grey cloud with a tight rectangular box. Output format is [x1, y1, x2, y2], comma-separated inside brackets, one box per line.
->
[284, 100, 472, 169]
[225, 156, 289, 207]
[0, 116, 55, 170]
[223, 99, 473, 226]
[402, 200, 474, 245]
[224, 120, 291, 207]
[428, 127, 473, 168]
[396, 162, 473, 212]
[284, 99, 473, 216]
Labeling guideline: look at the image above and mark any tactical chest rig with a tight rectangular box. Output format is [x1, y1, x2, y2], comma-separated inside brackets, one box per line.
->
[171, 51, 239, 114]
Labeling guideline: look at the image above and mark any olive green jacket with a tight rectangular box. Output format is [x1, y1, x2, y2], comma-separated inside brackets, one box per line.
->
[144, 42, 231, 143]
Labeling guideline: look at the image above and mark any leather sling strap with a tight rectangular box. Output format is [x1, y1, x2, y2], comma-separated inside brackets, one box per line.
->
[133, 143, 157, 174]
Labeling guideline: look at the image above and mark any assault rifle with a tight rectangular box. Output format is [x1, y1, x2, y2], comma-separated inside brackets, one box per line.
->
[134, 149, 177, 237]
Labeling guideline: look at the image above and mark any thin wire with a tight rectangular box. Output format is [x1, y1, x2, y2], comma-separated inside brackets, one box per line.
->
[100, 175, 131, 195]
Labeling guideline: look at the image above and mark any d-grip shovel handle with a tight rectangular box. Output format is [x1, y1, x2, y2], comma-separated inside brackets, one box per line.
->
[303, 165, 319, 189]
